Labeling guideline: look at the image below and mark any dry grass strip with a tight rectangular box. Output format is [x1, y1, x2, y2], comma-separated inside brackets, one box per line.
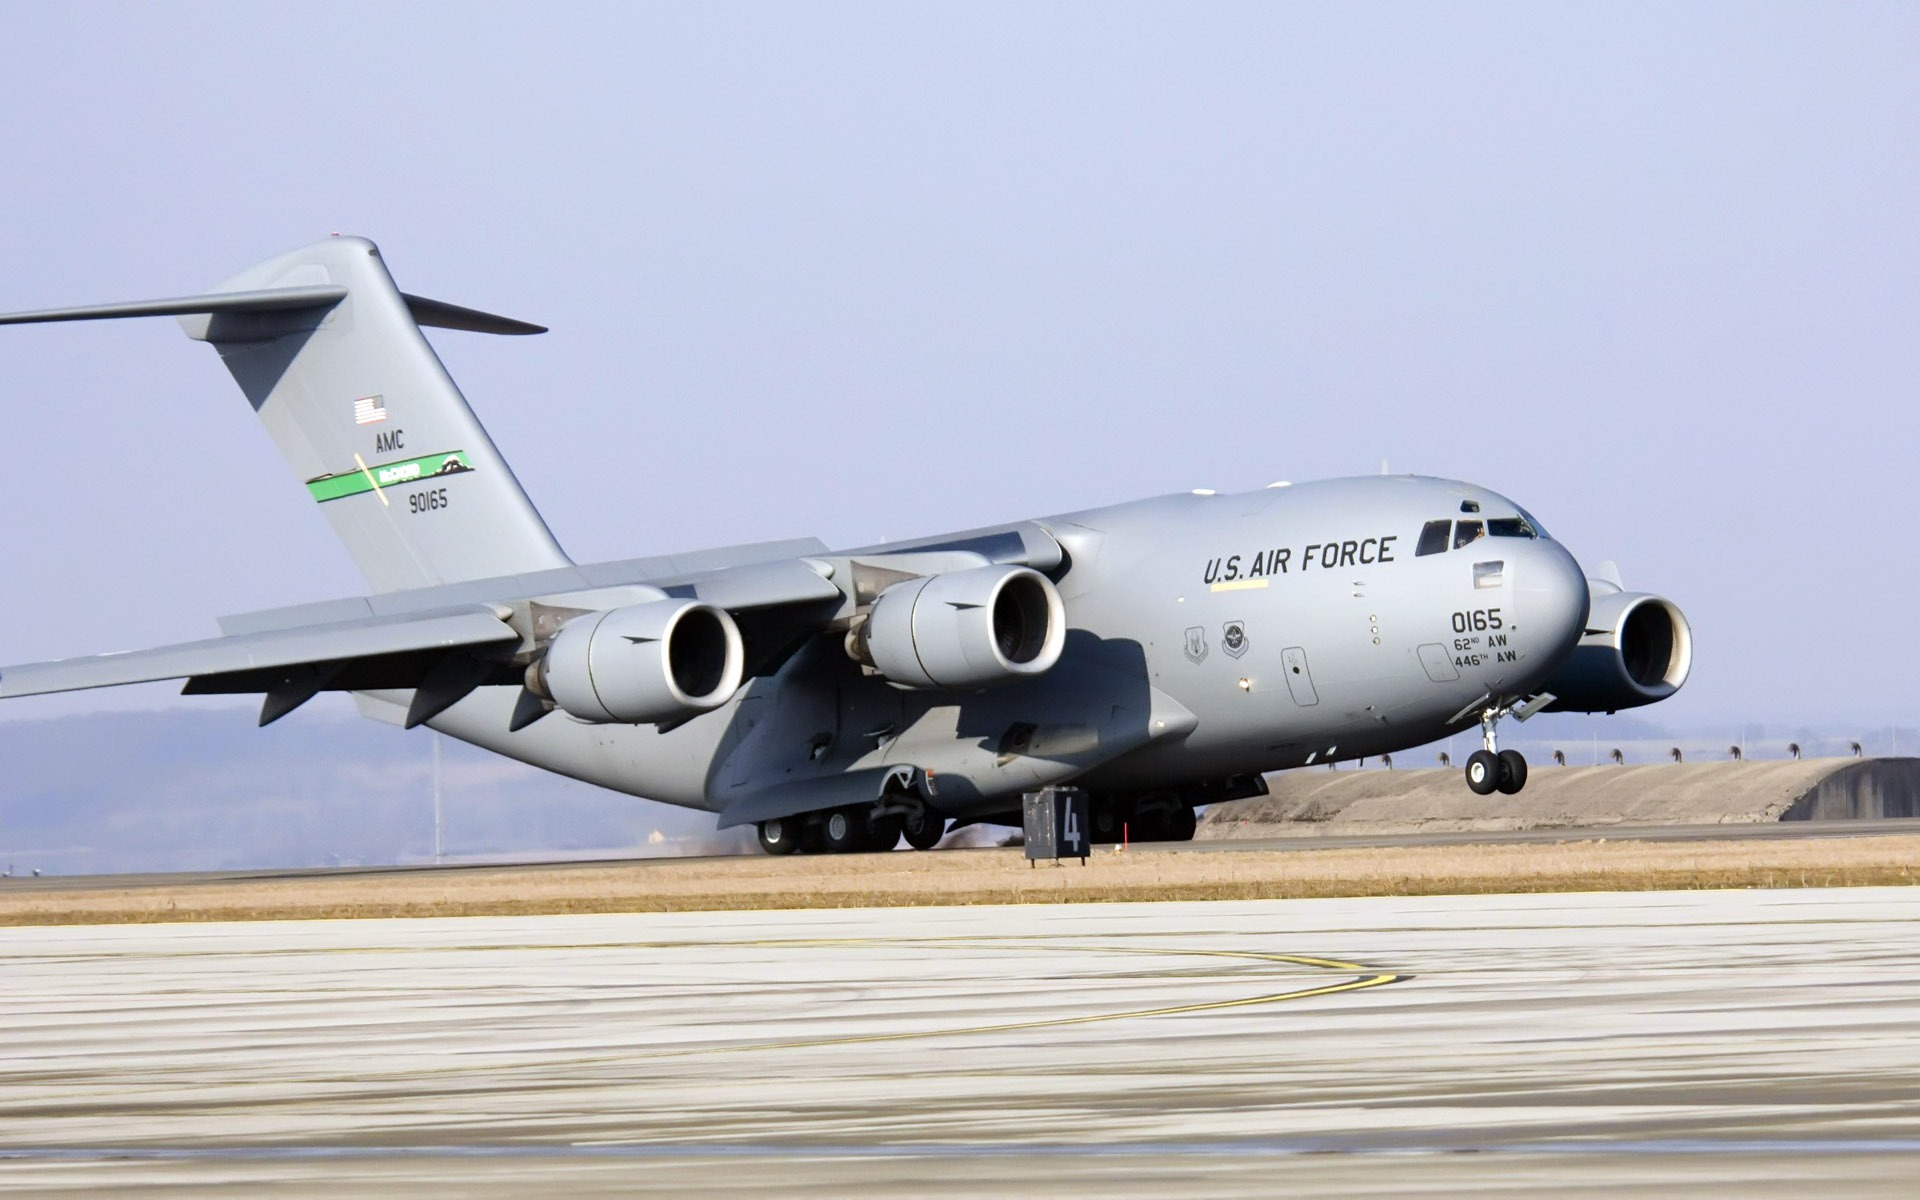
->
[1, 834, 1916, 927]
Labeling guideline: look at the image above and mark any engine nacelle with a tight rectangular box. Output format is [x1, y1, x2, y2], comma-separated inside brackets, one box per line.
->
[855, 564, 1066, 689]
[1543, 588, 1693, 713]
[536, 599, 744, 724]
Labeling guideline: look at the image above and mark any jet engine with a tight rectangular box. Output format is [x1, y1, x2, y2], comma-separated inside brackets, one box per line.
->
[534, 599, 745, 723]
[1543, 588, 1692, 713]
[853, 564, 1066, 689]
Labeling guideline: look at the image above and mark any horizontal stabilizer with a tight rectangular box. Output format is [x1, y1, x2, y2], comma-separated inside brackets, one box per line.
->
[0, 285, 544, 337]
[400, 293, 546, 336]
[0, 285, 347, 326]
[0, 606, 518, 698]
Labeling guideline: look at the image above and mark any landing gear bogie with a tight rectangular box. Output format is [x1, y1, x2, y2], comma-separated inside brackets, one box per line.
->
[1461, 700, 1531, 795]
[1089, 793, 1197, 843]
[758, 806, 923, 855]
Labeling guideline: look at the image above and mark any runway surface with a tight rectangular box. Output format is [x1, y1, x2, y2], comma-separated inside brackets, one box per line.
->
[9, 815, 1919, 892]
[3, 888, 1919, 1196]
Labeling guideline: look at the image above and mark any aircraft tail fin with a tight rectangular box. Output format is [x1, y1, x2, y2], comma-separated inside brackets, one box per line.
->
[0, 236, 571, 592]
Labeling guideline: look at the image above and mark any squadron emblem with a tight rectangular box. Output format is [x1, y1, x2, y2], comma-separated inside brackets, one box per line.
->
[1222, 620, 1250, 659]
[1183, 626, 1208, 664]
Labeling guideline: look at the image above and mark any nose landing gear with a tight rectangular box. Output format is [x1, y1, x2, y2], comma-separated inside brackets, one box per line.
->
[1463, 703, 1530, 796]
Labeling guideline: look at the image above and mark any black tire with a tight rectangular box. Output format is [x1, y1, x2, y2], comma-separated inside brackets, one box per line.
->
[903, 808, 946, 851]
[757, 818, 800, 856]
[1465, 750, 1500, 796]
[865, 816, 904, 852]
[820, 806, 868, 853]
[1090, 799, 1129, 844]
[1132, 805, 1172, 842]
[1496, 749, 1529, 795]
[1167, 804, 1198, 842]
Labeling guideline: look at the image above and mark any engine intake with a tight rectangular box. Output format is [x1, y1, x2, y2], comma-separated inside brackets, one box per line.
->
[536, 599, 744, 724]
[855, 564, 1066, 689]
[1543, 589, 1692, 713]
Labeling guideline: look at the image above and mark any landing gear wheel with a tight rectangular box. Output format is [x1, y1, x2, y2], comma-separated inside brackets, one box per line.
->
[757, 818, 801, 856]
[1468, 697, 1539, 797]
[1133, 805, 1172, 842]
[1090, 799, 1129, 844]
[820, 807, 868, 853]
[903, 808, 946, 851]
[1496, 749, 1529, 795]
[865, 816, 904, 852]
[1465, 749, 1500, 796]
[1167, 804, 1198, 842]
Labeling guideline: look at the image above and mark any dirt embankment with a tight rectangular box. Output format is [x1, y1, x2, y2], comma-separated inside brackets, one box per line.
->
[1203, 758, 1920, 837]
[1, 836, 1916, 926]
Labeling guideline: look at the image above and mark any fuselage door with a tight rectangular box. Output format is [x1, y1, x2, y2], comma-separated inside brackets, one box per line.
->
[1418, 642, 1460, 683]
[1281, 646, 1319, 707]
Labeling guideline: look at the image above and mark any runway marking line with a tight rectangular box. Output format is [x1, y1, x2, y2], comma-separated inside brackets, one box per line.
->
[704, 954, 1404, 1059]
[2, 936, 1409, 1076]
[415, 937, 1410, 1068]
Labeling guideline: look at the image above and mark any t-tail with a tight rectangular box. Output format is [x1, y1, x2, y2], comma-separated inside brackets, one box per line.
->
[0, 236, 571, 592]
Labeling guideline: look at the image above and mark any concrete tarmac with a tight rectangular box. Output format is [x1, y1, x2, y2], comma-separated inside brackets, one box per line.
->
[3, 889, 1919, 1196]
[10, 815, 1920, 894]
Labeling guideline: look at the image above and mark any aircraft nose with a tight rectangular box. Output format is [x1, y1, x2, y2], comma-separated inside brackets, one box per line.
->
[1516, 539, 1589, 667]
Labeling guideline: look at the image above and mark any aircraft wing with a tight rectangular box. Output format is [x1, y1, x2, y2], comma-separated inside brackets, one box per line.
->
[0, 606, 520, 714]
[0, 523, 1067, 728]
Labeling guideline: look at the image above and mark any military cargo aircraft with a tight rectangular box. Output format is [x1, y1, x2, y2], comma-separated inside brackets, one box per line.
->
[0, 237, 1692, 852]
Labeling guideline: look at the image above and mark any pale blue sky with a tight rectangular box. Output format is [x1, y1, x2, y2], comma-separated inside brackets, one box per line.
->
[0, 3, 1915, 727]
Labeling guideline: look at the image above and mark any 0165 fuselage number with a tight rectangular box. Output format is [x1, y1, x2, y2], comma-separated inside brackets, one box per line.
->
[408, 487, 449, 514]
[1451, 607, 1503, 633]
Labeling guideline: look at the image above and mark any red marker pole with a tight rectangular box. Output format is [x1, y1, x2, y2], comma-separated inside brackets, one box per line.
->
[1122, 821, 1129, 852]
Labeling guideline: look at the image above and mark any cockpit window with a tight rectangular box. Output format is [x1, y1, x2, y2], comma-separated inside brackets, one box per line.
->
[1415, 519, 1451, 557]
[1487, 516, 1537, 539]
[1459, 500, 1481, 514]
[1514, 504, 1551, 540]
[1453, 519, 1484, 550]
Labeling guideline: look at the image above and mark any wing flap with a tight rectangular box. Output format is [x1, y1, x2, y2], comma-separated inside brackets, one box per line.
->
[215, 538, 838, 636]
[0, 607, 518, 699]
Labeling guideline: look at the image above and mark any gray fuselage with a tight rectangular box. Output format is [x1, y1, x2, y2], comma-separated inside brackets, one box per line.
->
[421, 474, 1589, 825]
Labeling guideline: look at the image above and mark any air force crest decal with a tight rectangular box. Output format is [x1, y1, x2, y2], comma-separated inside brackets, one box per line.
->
[1183, 626, 1208, 664]
[1222, 620, 1250, 659]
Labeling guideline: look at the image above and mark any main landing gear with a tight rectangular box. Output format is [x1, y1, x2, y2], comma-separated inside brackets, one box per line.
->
[757, 802, 944, 855]
[901, 805, 946, 851]
[1463, 703, 1529, 796]
[757, 816, 802, 855]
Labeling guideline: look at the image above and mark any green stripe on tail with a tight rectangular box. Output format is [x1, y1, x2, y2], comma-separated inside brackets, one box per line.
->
[305, 451, 475, 503]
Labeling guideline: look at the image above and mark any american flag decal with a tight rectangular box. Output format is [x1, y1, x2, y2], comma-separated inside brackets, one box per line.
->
[352, 394, 388, 425]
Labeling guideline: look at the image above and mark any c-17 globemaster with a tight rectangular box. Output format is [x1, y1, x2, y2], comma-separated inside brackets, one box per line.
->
[0, 237, 1692, 853]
